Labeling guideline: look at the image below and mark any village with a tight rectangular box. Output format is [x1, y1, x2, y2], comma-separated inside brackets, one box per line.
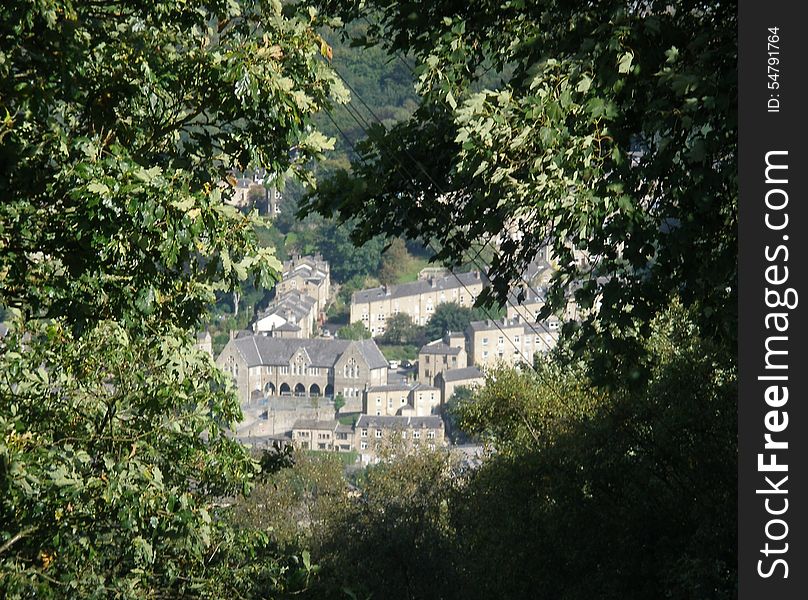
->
[198, 174, 589, 464]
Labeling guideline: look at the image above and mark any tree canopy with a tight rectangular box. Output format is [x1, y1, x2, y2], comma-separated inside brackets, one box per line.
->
[305, 0, 737, 377]
[0, 0, 340, 595]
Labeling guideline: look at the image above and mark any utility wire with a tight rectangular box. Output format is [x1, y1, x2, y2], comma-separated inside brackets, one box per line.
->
[329, 67, 561, 352]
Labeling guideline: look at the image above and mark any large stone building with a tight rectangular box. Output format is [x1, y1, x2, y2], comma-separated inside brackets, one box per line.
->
[355, 415, 445, 463]
[275, 255, 331, 318]
[465, 316, 559, 369]
[216, 334, 388, 412]
[350, 270, 485, 335]
[418, 332, 467, 385]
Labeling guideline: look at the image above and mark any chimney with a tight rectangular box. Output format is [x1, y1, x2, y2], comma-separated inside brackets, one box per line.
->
[502, 316, 508, 326]
[474, 271, 480, 279]
[430, 277, 437, 289]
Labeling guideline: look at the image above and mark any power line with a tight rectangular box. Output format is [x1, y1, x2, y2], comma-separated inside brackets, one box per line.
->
[322, 82, 562, 384]
[329, 66, 561, 351]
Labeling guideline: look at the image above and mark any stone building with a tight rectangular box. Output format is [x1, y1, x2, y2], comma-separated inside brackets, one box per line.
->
[362, 382, 441, 418]
[418, 331, 467, 385]
[291, 419, 353, 452]
[354, 415, 445, 463]
[216, 334, 388, 412]
[275, 254, 331, 318]
[435, 366, 485, 406]
[465, 316, 560, 369]
[350, 271, 485, 336]
[253, 290, 318, 338]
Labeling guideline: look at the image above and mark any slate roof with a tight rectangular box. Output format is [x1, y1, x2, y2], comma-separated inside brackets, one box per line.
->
[292, 419, 339, 431]
[257, 290, 317, 324]
[367, 383, 412, 393]
[419, 340, 463, 355]
[274, 323, 301, 333]
[356, 415, 443, 430]
[411, 383, 439, 392]
[467, 318, 527, 332]
[352, 271, 484, 304]
[225, 335, 388, 370]
[441, 366, 484, 383]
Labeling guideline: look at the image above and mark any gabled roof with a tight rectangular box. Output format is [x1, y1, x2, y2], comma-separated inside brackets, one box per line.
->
[356, 415, 443, 430]
[419, 339, 463, 355]
[441, 366, 484, 383]
[292, 419, 339, 431]
[224, 335, 386, 369]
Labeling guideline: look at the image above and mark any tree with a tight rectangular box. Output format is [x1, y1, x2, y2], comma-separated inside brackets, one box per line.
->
[380, 312, 425, 346]
[305, 0, 737, 378]
[0, 0, 340, 595]
[337, 321, 372, 340]
[378, 238, 411, 285]
[450, 304, 736, 599]
[313, 218, 385, 283]
[333, 393, 346, 413]
[423, 302, 487, 341]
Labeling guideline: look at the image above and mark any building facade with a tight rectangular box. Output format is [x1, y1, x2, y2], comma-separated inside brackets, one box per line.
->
[275, 254, 331, 318]
[354, 415, 445, 463]
[418, 331, 467, 385]
[350, 271, 485, 335]
[216, 335, 388, 412]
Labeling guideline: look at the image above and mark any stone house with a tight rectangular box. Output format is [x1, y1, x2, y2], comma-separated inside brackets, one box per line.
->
[275, 254, 331, 318]
[362, 382, 441, 417]
[354, 415, 445, 463]
[465, 316, 560, 369]
[291, 419, 353, 451]
[216, 335, 388, 412]
[350, 271, 485, 336]
[435, 366, 485, 405]
[253, 290, 318, 338]
[418, 331, 467, 385]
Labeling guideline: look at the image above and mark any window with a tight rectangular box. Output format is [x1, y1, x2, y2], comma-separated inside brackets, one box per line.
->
[375, 429, 383, 438]
[388, 398, 393, 408]
[428, 431, 435, 439]
[280, 366, 288, 375]
[401, 431, 407, 439]
[376, 397, 382, 405]
[361, 441, 368, 450]
[361, 429, 368, 438]
[498, 336, 504, 345]
[413, 431, 421, 439]
[483, 351, 489, 359]
[482, 337, 488, 346]
[401, 397, 406, 404]
[376, 410, 382, 416]
[514, 335, 520, 344]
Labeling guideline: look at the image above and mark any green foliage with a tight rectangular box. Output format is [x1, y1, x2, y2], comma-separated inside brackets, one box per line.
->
[307, 1, 737, 378]
[0, 0, 340, 596]
[449, 303, 736, 599]
[379, 312, 425, 346]
[377, 344, 418, 363]
[333, 393, 346, 412]
[310, 449, 459, 600]
[423, 302, 489, 341]
[229, 452, 349, 551]
[336, 321, 371, 340]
